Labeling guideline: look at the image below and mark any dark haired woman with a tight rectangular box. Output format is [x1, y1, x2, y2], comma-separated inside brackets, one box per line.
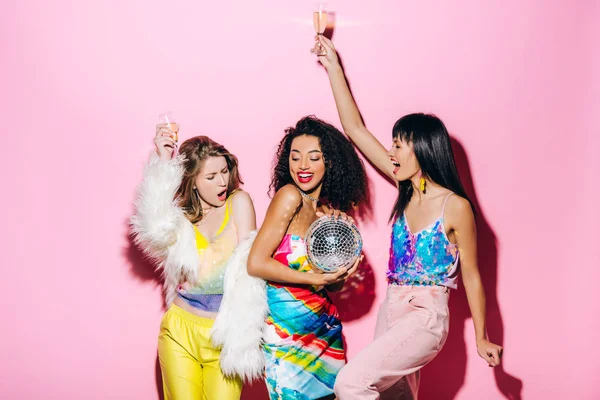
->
[315, 36, 503, 399]
[247, 116, 368, 399]
[130, 126, 259, 400]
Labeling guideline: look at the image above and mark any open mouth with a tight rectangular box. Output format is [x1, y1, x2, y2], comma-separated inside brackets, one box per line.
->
[297, 172, 314, 184]
[217, 189, 227, 201]
[391, 159, 400, 174]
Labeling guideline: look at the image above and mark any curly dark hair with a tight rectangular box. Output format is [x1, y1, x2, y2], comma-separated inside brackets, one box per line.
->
[269, 115, 367, 212]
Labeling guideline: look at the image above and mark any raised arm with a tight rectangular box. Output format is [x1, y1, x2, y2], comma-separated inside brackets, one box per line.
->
[129, 128, 201, 304]
[317, 36, 395, 181]
[130, 127, 184, 261]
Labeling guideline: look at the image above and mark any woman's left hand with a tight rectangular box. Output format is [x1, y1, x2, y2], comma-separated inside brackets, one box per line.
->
[315, 35, 340, 71]
[477, 339, 503, 367]
[316, 205, 355, 224]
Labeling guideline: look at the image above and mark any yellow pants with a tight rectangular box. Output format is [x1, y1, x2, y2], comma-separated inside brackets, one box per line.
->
[158, 304, 242, 400]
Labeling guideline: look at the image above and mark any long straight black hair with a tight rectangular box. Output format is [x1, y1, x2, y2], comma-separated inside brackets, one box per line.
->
[390, 113, 473, 221]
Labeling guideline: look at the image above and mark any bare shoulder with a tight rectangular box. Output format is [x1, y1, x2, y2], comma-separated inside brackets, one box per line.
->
[273, 184, 303, 207]
[262, 184, 303, 223]
[230, 189, 254, 210]
[259, 185, 303, 233]
[445, 193, 474, 222]
[229, 189, 257, 232]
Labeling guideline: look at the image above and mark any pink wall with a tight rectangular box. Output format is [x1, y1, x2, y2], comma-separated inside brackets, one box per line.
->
[2, 0, 598, 399]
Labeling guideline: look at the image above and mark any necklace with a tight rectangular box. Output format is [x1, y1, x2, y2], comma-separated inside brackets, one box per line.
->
[299, 190, 318, 203]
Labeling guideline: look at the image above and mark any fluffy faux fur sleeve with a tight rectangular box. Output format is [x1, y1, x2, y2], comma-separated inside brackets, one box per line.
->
[211, 231, 267, 382]
[130, 152, 199, 305]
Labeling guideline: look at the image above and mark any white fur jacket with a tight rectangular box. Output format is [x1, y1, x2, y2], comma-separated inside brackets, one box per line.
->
[129, 153, 267, 382]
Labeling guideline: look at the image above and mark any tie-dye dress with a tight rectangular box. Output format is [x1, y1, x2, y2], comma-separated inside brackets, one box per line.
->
[262, 234, 345, 399]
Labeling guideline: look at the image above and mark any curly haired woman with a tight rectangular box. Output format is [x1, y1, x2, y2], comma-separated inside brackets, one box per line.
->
[247, 116, 368, 400]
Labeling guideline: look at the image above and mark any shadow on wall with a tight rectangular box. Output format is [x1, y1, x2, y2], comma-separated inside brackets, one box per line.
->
[123, 219, 166, 399]
[419, 137, 523, 400]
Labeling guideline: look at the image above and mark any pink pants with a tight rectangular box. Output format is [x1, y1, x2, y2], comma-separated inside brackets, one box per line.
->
[334, 285, 450, 400]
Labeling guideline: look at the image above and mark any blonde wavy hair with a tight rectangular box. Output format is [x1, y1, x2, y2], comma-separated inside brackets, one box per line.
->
[175, 136, 242, 224]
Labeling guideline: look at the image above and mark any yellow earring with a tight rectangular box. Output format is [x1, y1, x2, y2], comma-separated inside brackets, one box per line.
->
[420, 177, 427, 193]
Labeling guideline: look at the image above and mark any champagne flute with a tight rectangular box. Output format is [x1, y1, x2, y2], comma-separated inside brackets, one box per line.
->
[310, 3, 328, 56]
[158, 112, 179, 145]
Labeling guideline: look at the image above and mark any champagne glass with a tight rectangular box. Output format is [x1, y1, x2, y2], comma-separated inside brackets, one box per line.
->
[158, 112, 179, 144]
[310, 3, 328, 56]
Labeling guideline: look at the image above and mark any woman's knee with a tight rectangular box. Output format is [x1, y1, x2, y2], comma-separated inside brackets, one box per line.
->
[334, 364, 364, 396]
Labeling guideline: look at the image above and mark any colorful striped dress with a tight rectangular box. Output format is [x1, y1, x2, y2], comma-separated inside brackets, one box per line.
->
[262, 234, 345, 399]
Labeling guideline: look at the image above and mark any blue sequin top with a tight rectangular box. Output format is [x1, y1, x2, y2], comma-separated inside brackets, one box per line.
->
[387, 194, 460, 289]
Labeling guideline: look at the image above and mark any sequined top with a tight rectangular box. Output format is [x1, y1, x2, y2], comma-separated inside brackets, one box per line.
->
[177, 194, 238, 310]
[387, 193, 460, 289]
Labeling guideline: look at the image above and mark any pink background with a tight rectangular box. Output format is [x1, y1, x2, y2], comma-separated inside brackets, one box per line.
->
[2, 0, 599, 399]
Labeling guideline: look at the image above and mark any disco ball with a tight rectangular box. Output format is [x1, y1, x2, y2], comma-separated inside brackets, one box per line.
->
[305, 216, 363, 273]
